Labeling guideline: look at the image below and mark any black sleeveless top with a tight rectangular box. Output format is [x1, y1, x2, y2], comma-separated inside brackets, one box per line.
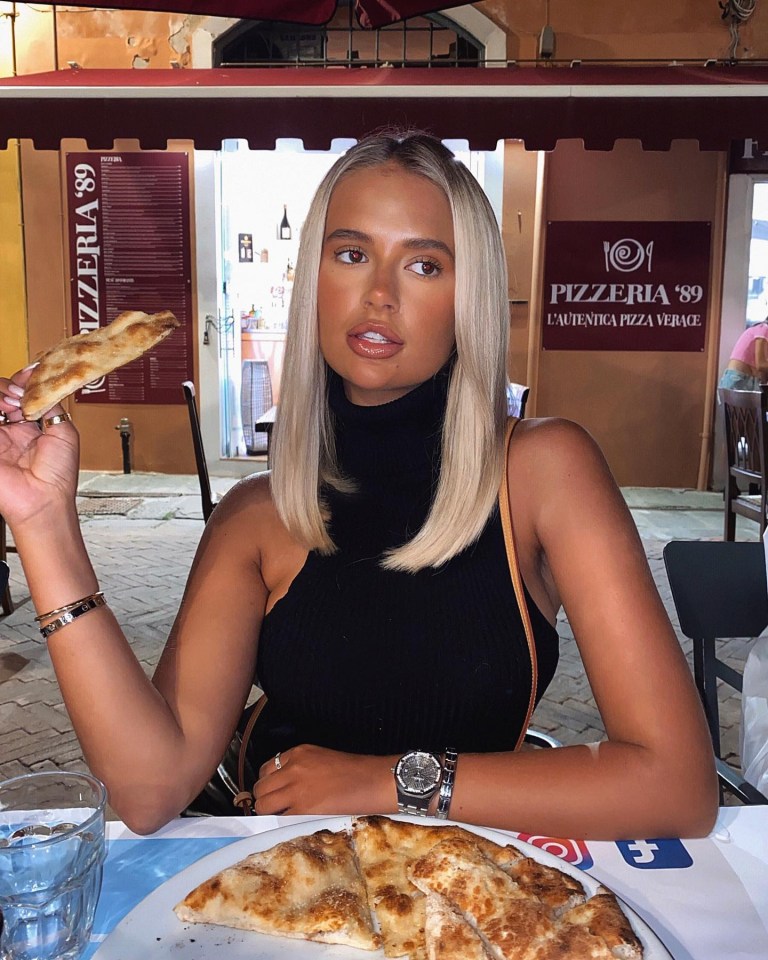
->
[253, 367, 559, 767]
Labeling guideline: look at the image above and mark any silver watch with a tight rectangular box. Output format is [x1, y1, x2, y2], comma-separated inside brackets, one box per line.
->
[393, 750, 443, 816]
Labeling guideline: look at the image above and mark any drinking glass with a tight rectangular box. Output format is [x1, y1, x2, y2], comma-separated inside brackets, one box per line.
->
[0, 771, 107, 960]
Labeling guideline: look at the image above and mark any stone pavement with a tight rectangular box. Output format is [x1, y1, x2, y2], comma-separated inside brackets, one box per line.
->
[0, 472, 761, 811]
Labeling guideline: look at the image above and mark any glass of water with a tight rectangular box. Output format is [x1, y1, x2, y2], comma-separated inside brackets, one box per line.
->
[0, 771, 107, 960]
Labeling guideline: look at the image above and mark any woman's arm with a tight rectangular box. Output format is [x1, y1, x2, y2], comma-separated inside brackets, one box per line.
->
[0, 371, 271, 834]
[253, 418, 718, 839]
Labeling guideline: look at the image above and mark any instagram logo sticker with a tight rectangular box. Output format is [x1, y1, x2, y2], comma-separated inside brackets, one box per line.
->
[515, 834, 594, 871]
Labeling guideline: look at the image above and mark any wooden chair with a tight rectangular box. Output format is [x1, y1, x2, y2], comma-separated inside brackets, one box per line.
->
[0, 515, 15, 615]
[719, 385, 768, 540]
[0, 558, 10, 616]
[181, 381, 218, 523]
[663, 539, 768, 804]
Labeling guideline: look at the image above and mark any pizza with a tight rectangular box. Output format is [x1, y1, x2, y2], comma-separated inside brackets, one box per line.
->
[352, 815, 523, 959]
[424, 894, 490, 960]
[174, 817, 645, 959]
[21, 309, 180, 420]
[409, 836, 643, 960]
[173, 828, 380, 950]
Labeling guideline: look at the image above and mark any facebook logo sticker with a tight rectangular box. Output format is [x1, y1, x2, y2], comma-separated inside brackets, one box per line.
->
[616, 838, 693, 869]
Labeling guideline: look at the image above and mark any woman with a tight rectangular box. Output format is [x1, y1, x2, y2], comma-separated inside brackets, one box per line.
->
[0, 131, 717, 839]
[719, 319, 768, 391]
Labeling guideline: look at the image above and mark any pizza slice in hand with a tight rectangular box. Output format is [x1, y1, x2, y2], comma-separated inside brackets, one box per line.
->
[21, 309, 180, 420]
[173, 828, 381, 951]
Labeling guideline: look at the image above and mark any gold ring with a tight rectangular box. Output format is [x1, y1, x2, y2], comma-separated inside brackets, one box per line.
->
[42, 413, 72, 428]
[274, 752, 282, 771]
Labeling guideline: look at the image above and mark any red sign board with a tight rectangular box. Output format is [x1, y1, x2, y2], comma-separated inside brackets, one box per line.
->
[66, 152, 193, 404]
[542, 221, 711, 351]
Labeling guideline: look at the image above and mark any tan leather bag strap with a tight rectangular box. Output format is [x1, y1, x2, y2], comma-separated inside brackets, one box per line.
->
[499, 417, 539, 750]
[233, 692, 268, 814]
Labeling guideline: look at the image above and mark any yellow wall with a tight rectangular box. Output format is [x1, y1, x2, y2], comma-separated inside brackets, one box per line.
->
[0, 147, 27, 373]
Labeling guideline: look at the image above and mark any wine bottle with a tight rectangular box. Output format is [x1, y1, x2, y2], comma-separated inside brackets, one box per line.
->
[279, 204, 291, 240]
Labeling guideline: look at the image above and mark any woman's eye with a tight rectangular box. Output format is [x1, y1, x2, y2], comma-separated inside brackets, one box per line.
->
[409, 259, 442, 278]
[336, 248, 367, 264]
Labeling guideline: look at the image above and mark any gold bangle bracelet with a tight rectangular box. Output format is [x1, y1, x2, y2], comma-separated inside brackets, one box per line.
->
[34, 591, 104, 624]
[39, 595, 108, 639]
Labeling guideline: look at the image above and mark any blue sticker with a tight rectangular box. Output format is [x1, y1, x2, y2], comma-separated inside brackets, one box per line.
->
[615, 838, 693, 869]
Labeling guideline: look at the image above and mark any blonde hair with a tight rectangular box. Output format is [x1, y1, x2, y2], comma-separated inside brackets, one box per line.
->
[271, 131, 509, 572]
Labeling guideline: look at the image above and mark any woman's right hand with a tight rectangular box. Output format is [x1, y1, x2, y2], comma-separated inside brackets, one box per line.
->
[0, 366, 80, 530]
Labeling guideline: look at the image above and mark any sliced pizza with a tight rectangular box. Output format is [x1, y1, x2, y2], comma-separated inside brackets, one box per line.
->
[550, 888, 643, 960]
[352, 815, 522, 959]
[173, 828, 380, 951]
[22, 309, 180, 420]
[424, 894, 493, 960]
[408, 835, 555, 960]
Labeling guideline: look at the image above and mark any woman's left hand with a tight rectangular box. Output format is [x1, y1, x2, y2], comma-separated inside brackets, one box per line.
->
[253, 744, 396, 815]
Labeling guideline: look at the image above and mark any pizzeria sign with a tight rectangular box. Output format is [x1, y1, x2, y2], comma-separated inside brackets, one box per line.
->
[542, 221, 711, 351]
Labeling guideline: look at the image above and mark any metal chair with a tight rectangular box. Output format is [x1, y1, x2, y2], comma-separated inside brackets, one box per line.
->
[719, 385, 768, 540]
[663, 539, 768, 804]
[181, 381, 218, 523]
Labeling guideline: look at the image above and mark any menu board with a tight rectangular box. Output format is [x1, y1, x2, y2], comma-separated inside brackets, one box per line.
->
[66, 152, 193, 404]
[542, 221, 711, 351]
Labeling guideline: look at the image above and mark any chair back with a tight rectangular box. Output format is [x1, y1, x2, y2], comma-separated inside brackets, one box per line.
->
[663, 539, 768, 804]
[181, 381, 216, 523]
[506, 382, 530, 419]
[718, 385, 768, 538]
[664, 540, 768, 644]
[719, 385, 768, 489]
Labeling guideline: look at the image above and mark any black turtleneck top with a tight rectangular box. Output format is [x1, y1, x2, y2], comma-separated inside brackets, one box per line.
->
[252, 368, 559, 767]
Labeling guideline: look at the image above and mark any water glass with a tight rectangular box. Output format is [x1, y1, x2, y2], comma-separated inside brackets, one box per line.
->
[0, 771, 107, 960]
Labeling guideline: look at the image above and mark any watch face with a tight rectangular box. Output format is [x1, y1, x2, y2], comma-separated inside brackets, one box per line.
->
[396, 751, 442, 798]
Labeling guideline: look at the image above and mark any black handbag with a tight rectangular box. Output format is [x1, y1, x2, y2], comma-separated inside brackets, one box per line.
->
[182, 693, 267, 817]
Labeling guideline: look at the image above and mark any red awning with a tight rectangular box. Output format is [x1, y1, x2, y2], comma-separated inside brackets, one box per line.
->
[1, 65, 768, 151]
[54, 0, 470, 29]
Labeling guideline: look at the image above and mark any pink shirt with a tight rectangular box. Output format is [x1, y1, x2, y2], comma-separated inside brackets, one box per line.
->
[730, 323, 768, 366]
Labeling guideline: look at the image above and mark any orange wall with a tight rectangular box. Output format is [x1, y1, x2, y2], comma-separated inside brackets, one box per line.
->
[534, 140, 723, 487]
[484, 0, 768, 61]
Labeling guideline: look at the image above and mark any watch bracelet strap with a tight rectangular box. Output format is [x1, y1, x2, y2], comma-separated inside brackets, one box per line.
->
[436, 748, 458, 819]
[397, 799, 432, 816]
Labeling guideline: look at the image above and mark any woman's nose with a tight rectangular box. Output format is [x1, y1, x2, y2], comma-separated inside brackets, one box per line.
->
[362, 264, 399, 311]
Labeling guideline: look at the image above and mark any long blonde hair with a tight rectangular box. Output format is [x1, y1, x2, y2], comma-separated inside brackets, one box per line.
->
[271, 131, 509, 572]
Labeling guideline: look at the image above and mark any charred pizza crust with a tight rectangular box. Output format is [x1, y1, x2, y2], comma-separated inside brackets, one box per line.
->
[22, 309, 180, 420]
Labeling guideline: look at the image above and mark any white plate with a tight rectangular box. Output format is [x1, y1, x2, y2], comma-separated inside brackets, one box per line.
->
[93, 815, 673, 959]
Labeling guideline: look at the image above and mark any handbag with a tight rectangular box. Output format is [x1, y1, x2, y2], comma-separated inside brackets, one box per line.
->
[183, 416, 537, 816]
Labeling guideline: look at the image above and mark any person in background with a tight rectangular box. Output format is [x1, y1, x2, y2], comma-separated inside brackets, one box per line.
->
[719, 318, 768, 391]
[0, 130, 717, 840]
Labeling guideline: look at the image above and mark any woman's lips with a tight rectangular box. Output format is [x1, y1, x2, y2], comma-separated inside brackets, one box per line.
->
[347, 325, 403, 359]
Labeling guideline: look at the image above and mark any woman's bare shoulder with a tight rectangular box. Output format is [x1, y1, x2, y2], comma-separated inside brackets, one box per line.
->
[201, 472, 280, 544]
[509, 416, 608, 474]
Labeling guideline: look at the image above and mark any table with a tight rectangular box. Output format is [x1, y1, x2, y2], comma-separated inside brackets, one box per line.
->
[85, 808, 768, 959]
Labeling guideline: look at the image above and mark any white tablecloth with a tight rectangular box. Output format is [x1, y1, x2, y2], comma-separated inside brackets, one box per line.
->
[87, 807, 768, 960]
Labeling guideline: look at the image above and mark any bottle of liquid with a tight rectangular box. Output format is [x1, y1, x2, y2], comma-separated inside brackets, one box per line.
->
[279, 204, 291, 240]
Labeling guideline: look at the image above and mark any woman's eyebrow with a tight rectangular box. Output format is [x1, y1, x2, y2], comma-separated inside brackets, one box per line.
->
[325, 228, 454, 261]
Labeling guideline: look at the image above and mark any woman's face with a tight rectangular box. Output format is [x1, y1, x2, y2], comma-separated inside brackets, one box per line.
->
[317, 162, 456, 407]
